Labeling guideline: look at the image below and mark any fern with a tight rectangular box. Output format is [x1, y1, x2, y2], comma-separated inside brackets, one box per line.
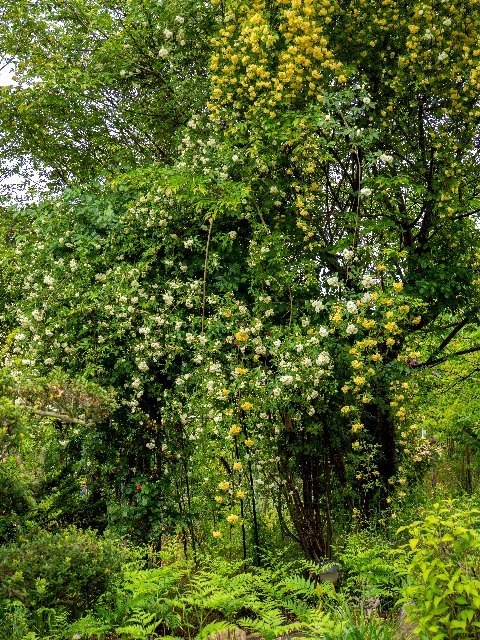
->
[194, 620, 240, 640]
[116, 608, 159, 639]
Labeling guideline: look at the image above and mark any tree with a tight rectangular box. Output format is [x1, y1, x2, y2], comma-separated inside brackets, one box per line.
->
[1, 0, 479, 560]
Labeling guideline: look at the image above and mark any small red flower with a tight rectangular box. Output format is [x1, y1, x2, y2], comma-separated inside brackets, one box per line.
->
[136, 484, 142, 491]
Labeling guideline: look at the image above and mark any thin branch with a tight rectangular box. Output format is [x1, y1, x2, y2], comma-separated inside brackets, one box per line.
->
[201, 216, 214, 335]
[24, 407, 95, 426]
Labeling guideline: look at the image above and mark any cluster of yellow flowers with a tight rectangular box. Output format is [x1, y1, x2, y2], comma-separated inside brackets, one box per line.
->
[208, 0, 344, 123]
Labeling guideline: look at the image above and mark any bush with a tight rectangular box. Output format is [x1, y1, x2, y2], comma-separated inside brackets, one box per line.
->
[0, 458, 35, 544]
[398, 501, 480, 639]
[0, 527, 130, 619]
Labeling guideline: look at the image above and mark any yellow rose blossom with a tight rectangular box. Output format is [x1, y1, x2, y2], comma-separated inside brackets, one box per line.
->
[351, 360, 363, 369]
[341, 405, 351, 414]
[244, 438, 254, 447]
[235, 331, 248, 342]
[218, 481, 230, 491]
[362, 319, 376, 329]
[341, 385, 350, 393]
[224, 408, 234, 416]
[212, 530, 222, 538]
[241, 402, 253, 411]
[221, 388, 230, 397]
[233, 461, 243, 471]
[235, 367, 249, 375]
[214, 495, 224, 504]
[393, 282, 403, 291]
[229, 424, 242, 435]
[353, 376, 366, 385]
[386, 338, 395, 346]
[412, 316, 422, 324]
[226, 514, 239, 525]
[236, 490, 246, 499]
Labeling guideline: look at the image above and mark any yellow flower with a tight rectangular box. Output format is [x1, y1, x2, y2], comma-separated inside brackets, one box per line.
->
[353, 376, 366, 385]
[226, 514, 239, 525]
[393, 282, 403, 292]
[233, 461, 243, 472]
[244, 438, 254, 447]
[241, 401, 253, 411]
[215, 495, 224, 504]
[218, 481, 230, 491]
[212, 530, 222, 538]
[229, 424, 242, 436]
[412, 316, 422, 325]
[351, 360, 363, 369]
[384, 322, 397, 332]
[362, 319, 376, 329]
[221, 388, 230, 397]
[236, 490, 246, 499]
[341, 385, 350, 393]
[253, 354, 260, 362]
[351, 422, 363, 433]
[235, 331, 248, 342]
[235, 367, 249, 375]
[341, 405, 351, 414]
[399, 305, 410, 313]
[386, 337, 395, 346]
[224, 408, 234, 416]
[352, 441, 361, 449]
[338, 74, 347, 83]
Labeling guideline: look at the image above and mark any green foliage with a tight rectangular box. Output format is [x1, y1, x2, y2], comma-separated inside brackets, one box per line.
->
[70, 558, 345, 640]
[398, 501, 480, 639]
[0, 527, 129, 619]
[0, 457, 35, 543]
[337, 532, 400, 607]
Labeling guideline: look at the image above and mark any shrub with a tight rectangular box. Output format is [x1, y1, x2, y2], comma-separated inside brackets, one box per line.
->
[398, 501, 480, 639]
[0, 527, 130, 618]
[0, 458, 35, 544]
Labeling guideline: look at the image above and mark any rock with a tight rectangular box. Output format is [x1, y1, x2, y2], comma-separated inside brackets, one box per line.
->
[395, 607, 418, 639]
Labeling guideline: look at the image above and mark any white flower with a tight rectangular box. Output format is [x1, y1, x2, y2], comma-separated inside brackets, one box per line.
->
[132, 378, 142, 389]
[342, 249, 354, 261]
[311, 299, 324, 312]
[163, 293, 174, 306]
[175, 15, 185, 23]
[438, 51, 449, 62]
[43, 275, 54, 286]
[95, 273, 107, 282]
[362, 274, 376, 288]
[280, 375, 294, 384]
[318, 326, 329, 337]
[146, 442, 156, 450]
[231, 154, 239, 162]
[316, 351, 330, 366]
[32, 309, 43, 322]
[158, 47, 169, 58]
[164, 28, 173, 39]
[327, 276, 339, 286]
[273, 339, 281, 348]
[362, 96, 371, 104]
[273, 387, 281, 396]
[308, 407, 315, 416]
[379, 153, 393, 164]
[346, 301, 358, 314]
[137, 361, 149, 372]
[346, 323, 358, 335]
[228, 231, 237, 239]
[184, 238, 194, 248]
[43, 357, 54, 365]
[443, 17, 452, 26]
[360, 187, 372, 197]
